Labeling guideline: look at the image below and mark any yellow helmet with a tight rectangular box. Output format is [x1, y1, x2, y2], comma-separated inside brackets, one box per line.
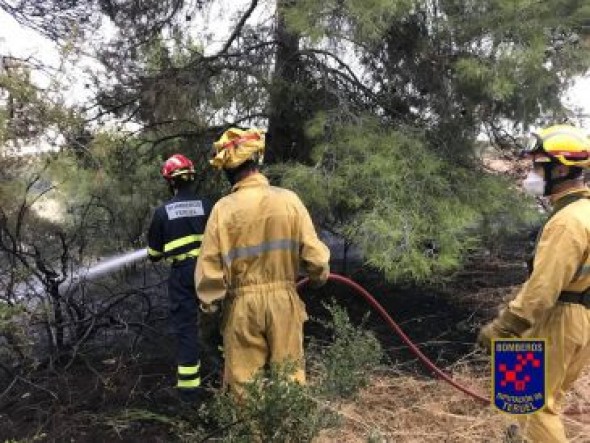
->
[210, 127, 265, 170]
[523, 124, 590, 167]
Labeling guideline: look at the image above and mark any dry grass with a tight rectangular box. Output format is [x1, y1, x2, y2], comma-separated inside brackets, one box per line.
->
[566, 369, 590, 443]
[316, 365, 590, 443]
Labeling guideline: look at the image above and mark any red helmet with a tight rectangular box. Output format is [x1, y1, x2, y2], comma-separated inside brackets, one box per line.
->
[161, 154, 195, 180]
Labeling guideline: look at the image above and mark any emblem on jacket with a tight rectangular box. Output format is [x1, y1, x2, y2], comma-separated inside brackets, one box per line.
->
[492, 339, 546, 414]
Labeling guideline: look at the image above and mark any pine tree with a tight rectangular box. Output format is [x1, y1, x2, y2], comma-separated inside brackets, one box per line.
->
[1, 0, 587, 281]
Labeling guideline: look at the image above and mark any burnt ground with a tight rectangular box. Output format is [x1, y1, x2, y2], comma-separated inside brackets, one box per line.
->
[302, 233, 529, 375]
[0, 232, 530, 442]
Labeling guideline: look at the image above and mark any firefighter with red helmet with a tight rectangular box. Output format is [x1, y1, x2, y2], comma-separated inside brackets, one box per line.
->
[147, 154, 212, 402]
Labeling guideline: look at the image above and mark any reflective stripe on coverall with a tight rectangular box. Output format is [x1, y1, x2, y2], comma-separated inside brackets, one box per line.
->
[508, 188, 590, 443]
[195, 173, 330, 393]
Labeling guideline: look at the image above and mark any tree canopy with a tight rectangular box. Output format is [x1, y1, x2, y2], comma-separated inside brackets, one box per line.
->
[0, 2, 589, 439]
[1, 0, 588, 284]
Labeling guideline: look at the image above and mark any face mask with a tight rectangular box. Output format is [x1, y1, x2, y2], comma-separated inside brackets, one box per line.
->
[522, 170, 545, 196]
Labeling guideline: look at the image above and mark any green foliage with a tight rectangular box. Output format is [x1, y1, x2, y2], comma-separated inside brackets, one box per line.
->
[312, 301, 383, 399]
[469, 174, 544, 248]
[0, 302, 29, 360]
[437, 0, 589, 127]
[0, 58, 83, 257]
[207, 362, 335, 442]
[45, 141, 151, 253]
[0, 300, 39, 376]
[284, 0, 589, 134]
[283, 0, 413, 42]
[139, 35, 218, 124]
[0, 62, 81, 148]
[0, 303, 25, 333]
[281, 116, 539, 282]
[48, 131, 177, 254]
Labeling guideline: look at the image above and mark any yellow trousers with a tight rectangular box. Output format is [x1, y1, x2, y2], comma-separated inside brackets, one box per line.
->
[519, 304, 590, 442]
[222, 285, 308, 394]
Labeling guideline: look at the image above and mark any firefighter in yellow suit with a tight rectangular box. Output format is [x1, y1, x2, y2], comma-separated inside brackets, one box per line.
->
[195, 127, 330, 394]
[478, 124, 590, 443]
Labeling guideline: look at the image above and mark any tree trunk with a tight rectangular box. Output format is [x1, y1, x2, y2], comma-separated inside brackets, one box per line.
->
[266, 0, 309, 164]
[50, 282, 64, 354]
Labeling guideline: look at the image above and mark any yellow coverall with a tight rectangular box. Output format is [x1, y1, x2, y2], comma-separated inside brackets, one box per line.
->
[508, 188, 590, 442]
[195, 173, 330, 392]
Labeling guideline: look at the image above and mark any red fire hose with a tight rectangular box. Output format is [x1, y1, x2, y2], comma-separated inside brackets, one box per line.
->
[296, 273, 589, 416]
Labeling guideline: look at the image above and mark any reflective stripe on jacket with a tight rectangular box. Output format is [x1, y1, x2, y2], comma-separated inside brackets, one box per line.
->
[147, 188, 211, 263]
[195, 173, 330, 304]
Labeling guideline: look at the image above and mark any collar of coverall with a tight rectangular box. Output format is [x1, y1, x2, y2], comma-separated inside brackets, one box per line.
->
[549, 186, 590, 205]
[231, 172, 269, 192]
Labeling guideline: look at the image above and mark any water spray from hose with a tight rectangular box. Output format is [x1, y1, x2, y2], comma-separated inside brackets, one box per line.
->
[59, 248, 148, 294]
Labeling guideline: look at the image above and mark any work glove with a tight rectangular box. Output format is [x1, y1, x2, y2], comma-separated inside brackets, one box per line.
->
[476, 309, 531, 352]
[296, 271, 326, 289]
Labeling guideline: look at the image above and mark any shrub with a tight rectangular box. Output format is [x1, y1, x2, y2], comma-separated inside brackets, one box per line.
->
[206, 361, 336, 442]
[312, 300, 384, 399]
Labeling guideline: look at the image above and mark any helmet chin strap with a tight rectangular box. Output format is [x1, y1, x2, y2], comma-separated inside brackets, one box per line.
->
[543, 163, 555, 196]
[167, 182, 176, 196]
